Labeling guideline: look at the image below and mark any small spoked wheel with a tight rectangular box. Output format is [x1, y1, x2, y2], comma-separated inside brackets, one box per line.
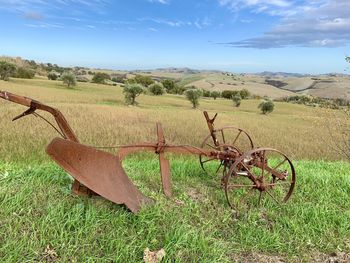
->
[223, 148, 296, 210]
[199, 126, 254, 175]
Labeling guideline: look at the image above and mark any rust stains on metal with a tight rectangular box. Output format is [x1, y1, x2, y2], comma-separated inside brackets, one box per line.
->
[1, 91, 297, 213]
[0, 90, 94, 196]
[46, 138, 153, 213]
[156, 123, 172, 197]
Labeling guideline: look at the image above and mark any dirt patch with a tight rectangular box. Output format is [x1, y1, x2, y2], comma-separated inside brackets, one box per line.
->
[187, 187, 206, 202]
[235, 252, 286, 263]
[312, 252, 350, 263]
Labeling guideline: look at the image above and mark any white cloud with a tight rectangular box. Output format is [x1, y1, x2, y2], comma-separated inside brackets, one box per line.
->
[148, 27, 158, 32]
[148, 0, 169, 4]
[219, 0, 292, 13]
[0, 0, 109, 13]
[222, 0, 350, 48]
[141, 18, 186, 27]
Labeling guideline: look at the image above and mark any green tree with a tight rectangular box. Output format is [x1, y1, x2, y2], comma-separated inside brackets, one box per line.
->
[149, 83, 165, 95]
[258, 100, 275, 114]
[184, 89, 202, 108]
[239, 89, 251, 99]
[0, 61, 17, 81]
[202, 89, 211, 97]
[60, 71, 77, 88]
[14, 67, 35, 79]
[112, 76, 125, 83]
[173, 85, 187, 95]
[48, 71, 59, 80]
[161, 79, 176, 92]
[92, 72, 111, 84]
[123, 83, 144, 105]
[232, 94, 241, 107]
[134, 74, 154, 87]
[221, 90, 239, 99]
[211, 91, 220, 100]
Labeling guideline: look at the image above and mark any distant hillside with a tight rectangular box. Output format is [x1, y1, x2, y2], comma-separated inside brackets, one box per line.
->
[258, 71, 311, 78]
[1, 55, 349, 100]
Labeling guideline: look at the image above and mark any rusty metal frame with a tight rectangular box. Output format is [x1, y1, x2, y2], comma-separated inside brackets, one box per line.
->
[0, 90, 296, 213]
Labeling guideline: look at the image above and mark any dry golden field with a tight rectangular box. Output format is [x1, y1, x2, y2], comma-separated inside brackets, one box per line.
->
[0, 77, 348, 163]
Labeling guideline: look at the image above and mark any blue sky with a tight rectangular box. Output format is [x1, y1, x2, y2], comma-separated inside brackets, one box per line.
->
[0, 0, 349, 73]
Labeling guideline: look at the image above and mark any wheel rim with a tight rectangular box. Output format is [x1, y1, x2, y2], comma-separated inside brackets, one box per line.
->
[199, 126, 254, 175]
[224, 148, 296, 210]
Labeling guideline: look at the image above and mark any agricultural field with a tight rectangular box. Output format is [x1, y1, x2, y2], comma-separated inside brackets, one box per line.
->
[0, 78, 349, 262]
[121, 69, 350, 100]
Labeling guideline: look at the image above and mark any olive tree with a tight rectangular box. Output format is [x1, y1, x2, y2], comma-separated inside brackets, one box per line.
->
[149, 83, 165, 95]
[161, 79, 176, 93]
[184, 89, 202, 108]
[211, 91, 220, 100]
[123, 83, 144, 105]
[48, 71, 59, 80]
[258, 100, 275, 114]
[61, 71, 77, 88]
[92, 72, 111, 84]
[232, 94, 241, 107]
[0, 61, 17, 81]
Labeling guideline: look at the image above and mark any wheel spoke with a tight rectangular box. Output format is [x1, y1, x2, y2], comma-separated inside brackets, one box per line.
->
[239, 187, 254, 206]
[205, 143, 218, 150]
[258, 191, 264, 206]
[260, 150, 266, 180]
[265, 190, 280, 204]
[273, 158, 287, 170]
[221, 129, 226, 144]
[265, 182, 291, 187]
[201, 157, 217, 164]
[240, 162, 258, 182]
[226, 183, 255, 189]
[232, 130, 242, 146]
[215, 162, 223, 173]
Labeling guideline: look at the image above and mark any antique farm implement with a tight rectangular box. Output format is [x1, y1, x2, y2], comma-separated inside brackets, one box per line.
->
[0, 91, 296, 213]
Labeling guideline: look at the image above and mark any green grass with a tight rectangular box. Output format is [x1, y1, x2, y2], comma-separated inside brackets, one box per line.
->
[1, 157, 349, 262]
[1, 78, 349, 262]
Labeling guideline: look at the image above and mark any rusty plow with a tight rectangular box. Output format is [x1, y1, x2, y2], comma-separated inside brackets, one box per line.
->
[0, 91, 296, 213]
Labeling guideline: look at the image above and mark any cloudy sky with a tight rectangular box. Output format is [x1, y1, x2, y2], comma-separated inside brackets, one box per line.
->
[0, 0, 349, 73]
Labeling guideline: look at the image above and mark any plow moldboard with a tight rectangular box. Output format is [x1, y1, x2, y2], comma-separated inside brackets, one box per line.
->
[46, 137, 152, 213]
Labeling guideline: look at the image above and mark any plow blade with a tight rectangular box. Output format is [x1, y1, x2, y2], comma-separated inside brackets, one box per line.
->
[46, 137, 152, 213]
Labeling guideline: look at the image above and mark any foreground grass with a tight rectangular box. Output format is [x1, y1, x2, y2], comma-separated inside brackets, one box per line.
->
[1, 157, 349, 262]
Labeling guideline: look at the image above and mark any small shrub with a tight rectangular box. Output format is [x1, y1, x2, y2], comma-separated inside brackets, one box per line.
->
[15, 67, 35, 79]
[60, 71, 76, 88]
[239, 89, 250, 99]
[258, 100, 275, 114]
[123, 83, 144, 105]
[173, 85, 187, 95]
[211, 91, 220, 100]
[112, 76, 125, 83]
[48, 71, 59, 80]
[134, 75, 154, 87]
[92, 72, 111, 84]
[161, 79, 176, 92]
[232, 95, 241, 107]
[184, 89, 202, 108]
[0, 61, 17, 81]
[221, 90, 240, 99]
[202, 89, 211, 97]
[149, 83, 165, 96]
[76, 76, 89, 82]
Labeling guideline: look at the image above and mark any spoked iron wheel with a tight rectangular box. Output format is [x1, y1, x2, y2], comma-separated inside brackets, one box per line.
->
[223, 148, 296, 211]
[199, 126, 254, 175]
